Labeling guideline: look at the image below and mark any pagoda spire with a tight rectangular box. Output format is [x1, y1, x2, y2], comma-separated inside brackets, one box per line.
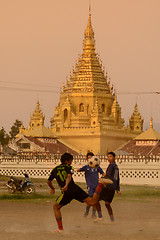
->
[61, 7, 111, 94]
[83, 6, 95, 51]
[150, 116, 153, 129]
[29, 100, 45, 130]
[128, 103, 143, 133]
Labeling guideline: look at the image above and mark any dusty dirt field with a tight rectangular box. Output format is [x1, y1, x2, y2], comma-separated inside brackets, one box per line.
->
[1, 199, 160, 240]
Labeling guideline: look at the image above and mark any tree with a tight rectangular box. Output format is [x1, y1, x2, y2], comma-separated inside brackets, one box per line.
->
[0, 127, 9, 146]
[9, 119, 23, 139]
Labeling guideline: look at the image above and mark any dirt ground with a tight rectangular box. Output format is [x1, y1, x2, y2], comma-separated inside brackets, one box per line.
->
[1, 199, 160, 240]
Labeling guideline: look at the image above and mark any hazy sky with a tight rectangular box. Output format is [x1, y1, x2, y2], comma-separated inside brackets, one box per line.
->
[0, 0, 160, 133]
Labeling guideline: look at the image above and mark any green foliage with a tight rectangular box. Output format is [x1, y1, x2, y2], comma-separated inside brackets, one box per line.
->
[9, 119, 22, 139]
[0, 127, 9, 146]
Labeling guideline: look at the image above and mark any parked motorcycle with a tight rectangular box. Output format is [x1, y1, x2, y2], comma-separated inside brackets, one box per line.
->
[6, 173, 35, 195]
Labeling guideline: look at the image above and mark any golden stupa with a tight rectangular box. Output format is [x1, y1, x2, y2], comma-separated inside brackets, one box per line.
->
[48, 9, 143, 154]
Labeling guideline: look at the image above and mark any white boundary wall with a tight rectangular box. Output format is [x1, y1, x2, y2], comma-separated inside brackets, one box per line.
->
[0, 155, 160, 186]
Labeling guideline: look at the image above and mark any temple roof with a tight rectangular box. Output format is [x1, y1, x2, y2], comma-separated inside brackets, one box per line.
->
[13, 134, 79, 155]
[134, 128, 160, 140]
[135, 117, 160, 140]
[25, 125, 55, 138]
[120, 117, 160, 156]
[62, 8, 113, 95]
[25, 136, 79, 155]
[121, 140, 160, 156]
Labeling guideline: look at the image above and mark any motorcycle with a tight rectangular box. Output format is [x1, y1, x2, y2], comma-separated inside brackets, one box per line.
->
[6, 173, 35, 195]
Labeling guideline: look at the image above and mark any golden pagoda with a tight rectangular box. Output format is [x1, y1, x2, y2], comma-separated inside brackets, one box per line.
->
[29, 100, 45, 130]
[128, 103, 143, 133]
[16, 100, 55, 139]
[15, 100, 80, 154]
[50, 9, 143, 154]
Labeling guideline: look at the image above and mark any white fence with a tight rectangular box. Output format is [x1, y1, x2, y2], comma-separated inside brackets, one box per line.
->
[0, 155, 160, 186]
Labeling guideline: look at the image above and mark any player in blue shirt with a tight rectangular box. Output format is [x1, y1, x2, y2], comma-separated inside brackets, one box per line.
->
[77, 152, 105, 219]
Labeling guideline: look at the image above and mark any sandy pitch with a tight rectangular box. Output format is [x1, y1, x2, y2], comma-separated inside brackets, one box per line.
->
[1, 200, 160, 240]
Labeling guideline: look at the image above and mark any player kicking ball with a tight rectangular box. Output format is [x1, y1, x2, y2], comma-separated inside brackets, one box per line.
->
[47, 152, 113, 233]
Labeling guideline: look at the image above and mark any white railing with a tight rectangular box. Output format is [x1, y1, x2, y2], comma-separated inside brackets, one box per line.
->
[0, 154, 160, 186]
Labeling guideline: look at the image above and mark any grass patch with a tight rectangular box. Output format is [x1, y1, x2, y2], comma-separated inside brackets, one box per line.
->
[113, 184, 160, 202]
[120, 189, 160, 198]
[1, 174, 160, 202]
[0, 193, 58, 201]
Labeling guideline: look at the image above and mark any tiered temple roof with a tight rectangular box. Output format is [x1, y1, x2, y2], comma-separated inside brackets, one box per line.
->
[29, 100, 45, 130]
[63, 8, 113, 95]
[51, 8, 126, 131]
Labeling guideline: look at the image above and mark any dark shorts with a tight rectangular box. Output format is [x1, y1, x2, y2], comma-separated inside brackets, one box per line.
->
[88, 186, 96, 197]
[56, 184, 89, 206]
[99, 184, 115, 203]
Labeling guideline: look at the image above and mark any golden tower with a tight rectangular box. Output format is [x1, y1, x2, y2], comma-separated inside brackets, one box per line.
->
[128, 103, 143, 133]
[29, 100, 45, 130]
[49, 9, 143, 154]
[16, 100, 57, 139]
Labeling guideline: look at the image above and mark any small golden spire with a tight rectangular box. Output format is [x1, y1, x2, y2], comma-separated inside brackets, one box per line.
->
[150, 116, 153, 129]
[29, 100, 45, 129]
[134, 103, 138, 112]
[89, 2, 91, 15]
[83, 5, 95, 47]
[36, 100, 40, 109]
[129, 103, 143, 133]
[112, 94, 119, 108]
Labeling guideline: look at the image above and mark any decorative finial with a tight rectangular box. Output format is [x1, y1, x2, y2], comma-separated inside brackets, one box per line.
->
[150, 116, 153, 129]
[36, 100, 40, 110]
[84, 2, 95, 44]
[89, 1, 91, 16]
[135, 103, 138, 112]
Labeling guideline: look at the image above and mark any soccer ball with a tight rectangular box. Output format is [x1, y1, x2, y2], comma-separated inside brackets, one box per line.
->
[88, 156, 100, 168]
